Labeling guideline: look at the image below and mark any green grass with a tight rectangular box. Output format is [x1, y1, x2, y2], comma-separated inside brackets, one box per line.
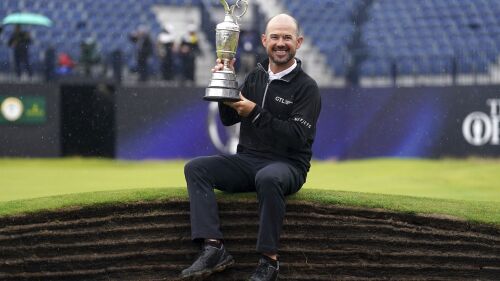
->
[0, 158, 186, 202]
[307, 158, 500, 202]
[1, 158, 499, 225]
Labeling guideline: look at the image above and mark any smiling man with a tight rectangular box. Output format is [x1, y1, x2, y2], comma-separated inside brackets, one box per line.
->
[181, 14, 321, 281]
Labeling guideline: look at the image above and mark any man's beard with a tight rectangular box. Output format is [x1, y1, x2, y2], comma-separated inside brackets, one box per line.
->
[269, 47, 295, 65]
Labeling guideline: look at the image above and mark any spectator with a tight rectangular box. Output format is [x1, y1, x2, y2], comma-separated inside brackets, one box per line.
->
[43, 46, 56, 81]
[80, 37, 101, 77]
[8, 25, 32, 79]
[56, 52, 75, 76]
[111, 49, 123, 83]
[129, 25, 153, 82]
[157, 24, 175, 81]
[179, 24, 200, 84]
[238, 29, 259, 78]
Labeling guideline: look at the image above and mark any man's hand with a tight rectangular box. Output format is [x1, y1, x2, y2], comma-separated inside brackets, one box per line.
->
[211, 58, 235, 72]
[213, 58, 253, 116]
[223, 93, 256, 117]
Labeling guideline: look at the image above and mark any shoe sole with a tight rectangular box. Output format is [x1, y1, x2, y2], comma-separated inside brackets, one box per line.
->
[180, 255, 235, 281]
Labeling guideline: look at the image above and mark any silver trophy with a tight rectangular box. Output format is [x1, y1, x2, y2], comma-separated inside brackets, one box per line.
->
[204, 0, 249, 101]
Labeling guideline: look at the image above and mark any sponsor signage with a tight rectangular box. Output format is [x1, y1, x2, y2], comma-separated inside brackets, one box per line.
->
[116, 86, 500, 160]
[0, 95, 46, 124]
[462, 99, 500, 146]
[207, 102, 239, 154]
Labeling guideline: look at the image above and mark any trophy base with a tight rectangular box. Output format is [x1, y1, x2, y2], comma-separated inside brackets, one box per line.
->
[204, 87, 241, 102]
[204, 70, 240, 102]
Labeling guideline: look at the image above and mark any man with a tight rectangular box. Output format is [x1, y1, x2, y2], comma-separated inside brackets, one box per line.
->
[129, 25, 153, 82]
[179, 24, 200, 84]
[181, 14, 321, 281]
[8, 25, 33, 79]
[238, 29, 259, 78]
[80, 37, 101, 77]
[157, 24, 175, 81]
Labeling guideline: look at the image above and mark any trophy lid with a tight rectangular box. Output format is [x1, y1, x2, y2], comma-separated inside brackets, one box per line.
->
[216, 14, 239, 32]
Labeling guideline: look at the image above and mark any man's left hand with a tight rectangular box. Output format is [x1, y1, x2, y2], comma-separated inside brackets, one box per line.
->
[223, 93, 256, 117]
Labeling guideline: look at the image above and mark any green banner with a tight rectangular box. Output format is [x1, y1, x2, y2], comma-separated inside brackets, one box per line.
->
[0, 95, 46, 124]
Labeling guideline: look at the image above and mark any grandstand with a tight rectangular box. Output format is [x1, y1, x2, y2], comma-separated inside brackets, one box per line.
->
[1, 0, 500, 86]
[361, 0, 500, 86]
[0, 0, 209, 83]
[283, 0, 500, 87]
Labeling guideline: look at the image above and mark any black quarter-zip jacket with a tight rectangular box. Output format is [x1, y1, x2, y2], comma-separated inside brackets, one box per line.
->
[218, 58, 322, 175]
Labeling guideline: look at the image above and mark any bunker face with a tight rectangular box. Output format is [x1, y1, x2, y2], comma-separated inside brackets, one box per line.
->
[0, 200, 499, 280]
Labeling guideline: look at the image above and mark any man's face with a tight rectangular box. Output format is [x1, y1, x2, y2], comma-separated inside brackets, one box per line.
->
[261, 17, 303, 68]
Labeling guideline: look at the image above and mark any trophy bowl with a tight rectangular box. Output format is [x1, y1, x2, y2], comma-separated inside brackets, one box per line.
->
[204, 0, 248, 102]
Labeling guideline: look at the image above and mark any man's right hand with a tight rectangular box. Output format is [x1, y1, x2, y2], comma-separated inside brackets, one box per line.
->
[211, 58, 236, 73]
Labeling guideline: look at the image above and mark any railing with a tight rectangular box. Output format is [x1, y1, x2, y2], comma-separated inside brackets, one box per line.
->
[342, 50, 500, 86]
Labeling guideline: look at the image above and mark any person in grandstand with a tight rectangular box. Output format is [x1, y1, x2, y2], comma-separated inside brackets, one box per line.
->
[180, 13, 321, 281]
[156, 24, 175, 81]
[8, 25, 33, 79]
[79, 36, 101, 77]
[238, 29, 260, 78]
[129, 25, 153, 82]
[179, 24, 200, 84]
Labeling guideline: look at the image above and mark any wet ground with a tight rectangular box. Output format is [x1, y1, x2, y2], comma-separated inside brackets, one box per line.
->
[0, 199, 499, 280]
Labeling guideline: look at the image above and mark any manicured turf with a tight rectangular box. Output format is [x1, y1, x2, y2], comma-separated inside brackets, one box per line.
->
[307, 158, 500, 202]
[1, 158, 499, 224]
[0, 158, 186, 202]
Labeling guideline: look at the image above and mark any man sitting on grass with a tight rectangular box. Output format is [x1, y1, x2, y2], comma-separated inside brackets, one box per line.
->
[180, 13, 321, 281]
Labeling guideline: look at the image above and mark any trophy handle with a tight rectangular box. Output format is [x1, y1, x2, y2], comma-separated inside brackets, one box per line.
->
[220, 0, 248, 24]
[231, 0, 248, 23]
[219, 0, 231, 14]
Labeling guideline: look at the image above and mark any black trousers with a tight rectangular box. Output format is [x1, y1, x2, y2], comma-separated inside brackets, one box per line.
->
[184, 153, 305, 254]
[13, 52, 32, 78]
[137, 56, 148, 82]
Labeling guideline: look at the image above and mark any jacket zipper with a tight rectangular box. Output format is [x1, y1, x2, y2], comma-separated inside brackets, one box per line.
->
[257, 63, 290, 109]
[262, 80, 271, 108]
[257, 63, 269, 108]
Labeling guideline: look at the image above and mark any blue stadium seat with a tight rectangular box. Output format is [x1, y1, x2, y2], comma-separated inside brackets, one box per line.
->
[287, 0, 500, 77]
[358, 0, 500, 77]
[1, 0, 499, 79]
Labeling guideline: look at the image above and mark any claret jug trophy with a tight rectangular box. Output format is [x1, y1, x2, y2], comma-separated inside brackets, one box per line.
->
[204, 0, 249, 101]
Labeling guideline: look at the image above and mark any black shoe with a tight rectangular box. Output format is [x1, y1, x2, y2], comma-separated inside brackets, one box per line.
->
[180, 243, 234, 280]
[248, 257, 279, 281]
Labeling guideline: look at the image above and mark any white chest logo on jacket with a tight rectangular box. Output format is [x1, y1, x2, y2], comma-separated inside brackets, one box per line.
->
[274, 96, 293, 105]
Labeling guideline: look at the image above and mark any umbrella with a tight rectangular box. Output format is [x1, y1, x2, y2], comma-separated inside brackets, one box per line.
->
[2, 13, 52, 27]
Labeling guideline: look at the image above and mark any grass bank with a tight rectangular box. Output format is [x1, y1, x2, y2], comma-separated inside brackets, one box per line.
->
[0, 158, 498, 225]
